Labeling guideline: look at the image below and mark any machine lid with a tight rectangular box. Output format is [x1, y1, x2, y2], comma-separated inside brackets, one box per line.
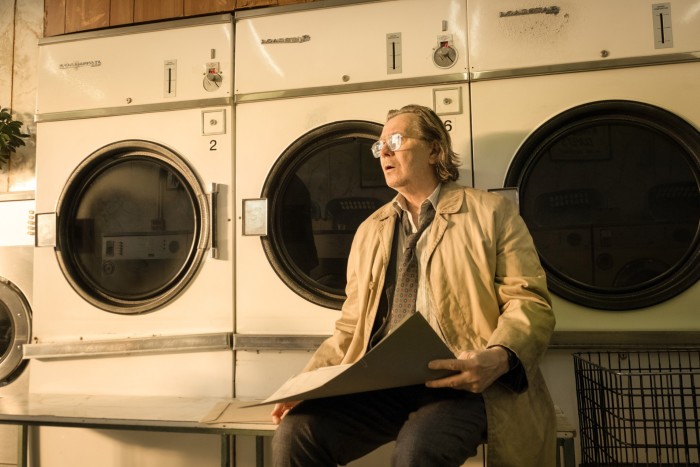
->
[0, 278, 31, 386]
[53, 140, 210, 314]
[261, 120, 395, 309]
[506, 100, 700, 310]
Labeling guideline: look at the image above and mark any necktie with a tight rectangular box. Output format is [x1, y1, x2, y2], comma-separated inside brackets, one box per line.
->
[386, 203, 436, 333]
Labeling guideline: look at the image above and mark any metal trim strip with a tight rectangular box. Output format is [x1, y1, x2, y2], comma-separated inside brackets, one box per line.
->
[0, 191, 35, 202]
[38, 13, 234, 45]
[470, 52, 700, 81]
[22, 332, 233, 360]
[232, 331, 700, 351]
[35, 97, 234, 123]
[549, 331, 700, 349]
[235, 74, 469, 104]
[233, 334, 327, 351]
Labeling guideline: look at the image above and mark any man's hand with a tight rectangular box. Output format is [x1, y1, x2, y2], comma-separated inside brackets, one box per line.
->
[426, 347, 510, 393]
[271, 401, 300, 425]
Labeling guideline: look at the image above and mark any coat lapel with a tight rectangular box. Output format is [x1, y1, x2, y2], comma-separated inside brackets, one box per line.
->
[373, 202, 398, 265]
[425, 182, 465, 261]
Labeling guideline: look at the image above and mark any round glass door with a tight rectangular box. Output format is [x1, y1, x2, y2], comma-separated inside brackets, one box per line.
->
[0, 279, 31, 386]
[55, 140, 209, 314]
[262, 121, 396, 310]
[506, 100, 700, 310]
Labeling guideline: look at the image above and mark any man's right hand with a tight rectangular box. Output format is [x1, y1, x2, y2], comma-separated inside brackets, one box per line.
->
[271, 401, 300, 424]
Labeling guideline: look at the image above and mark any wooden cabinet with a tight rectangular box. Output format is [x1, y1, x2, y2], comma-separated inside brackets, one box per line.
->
[187, 0, 237, 16]
[44, 0, 309, 37]
[44, 0, 67, 37]
[133, 0, 184, 23]
[235, 0, 277, 8]
[110, 0, 134, 26]
[65, 0, 111, 33]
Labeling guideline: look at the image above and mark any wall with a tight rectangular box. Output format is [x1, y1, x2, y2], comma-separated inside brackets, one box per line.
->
[0, 4, 41, 465]
[0, 0, 41, 193]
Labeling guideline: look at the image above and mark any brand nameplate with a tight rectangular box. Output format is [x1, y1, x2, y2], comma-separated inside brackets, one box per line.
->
[499, 6, 560, 17]
[261, 35, 311, 44]
[59, 60, 102, 70]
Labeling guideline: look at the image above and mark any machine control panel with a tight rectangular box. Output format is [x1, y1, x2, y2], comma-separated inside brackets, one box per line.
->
[203, 61, 223, 91]
[432, 34, 458, 69]
[386, 33, 402, 74]
[652, 3, 673, 49]
[164, 59, 177, 98]
[433, 87, 462, 115]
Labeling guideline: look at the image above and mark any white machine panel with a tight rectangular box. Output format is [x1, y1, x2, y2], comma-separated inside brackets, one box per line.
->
[468, 0, 700, 73]
[33, 107, 233, 340]
[0, 199, 34, 247]
[471, 61, 700, 332]
[234, 84, 471, 335]
[36, 17, 232, 114]
[235, 0, 467, 94]
[0, 197, 34, 466]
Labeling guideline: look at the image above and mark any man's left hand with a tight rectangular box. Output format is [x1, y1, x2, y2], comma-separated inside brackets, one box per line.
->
[426, 347, 510, 393]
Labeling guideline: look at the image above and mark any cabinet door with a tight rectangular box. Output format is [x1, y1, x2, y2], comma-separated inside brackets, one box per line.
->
[236, 0, 310, 7]
[235, 0, 278, 8]
[44, 0, 66, 36]
[65, 0, 110, 33]
[184, 0, 234, 16]
[134, 0, 184, 22]
[111, 0, 134, 26]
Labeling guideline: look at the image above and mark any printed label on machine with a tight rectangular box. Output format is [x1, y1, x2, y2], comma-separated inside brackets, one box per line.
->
[102, 233, 190, 260]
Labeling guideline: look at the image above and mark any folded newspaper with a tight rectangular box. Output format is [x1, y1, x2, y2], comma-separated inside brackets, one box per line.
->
[250, 312, 457, 406]
[200, 313, 458, 424]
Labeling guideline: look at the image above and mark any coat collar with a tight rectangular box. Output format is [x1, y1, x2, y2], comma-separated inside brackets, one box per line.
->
[435, 181, 466, 215]
[370, 182, 467, 263]
[371, 181, 466, 223]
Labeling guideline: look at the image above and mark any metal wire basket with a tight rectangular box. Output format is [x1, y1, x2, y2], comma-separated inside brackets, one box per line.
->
[573, 350, 700, 466]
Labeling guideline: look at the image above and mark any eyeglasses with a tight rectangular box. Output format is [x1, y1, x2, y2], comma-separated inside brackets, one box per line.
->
[371, 132, 406, 158]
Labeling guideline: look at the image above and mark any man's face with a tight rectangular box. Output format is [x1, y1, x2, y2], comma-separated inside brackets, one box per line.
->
[378, 113, 437, 193]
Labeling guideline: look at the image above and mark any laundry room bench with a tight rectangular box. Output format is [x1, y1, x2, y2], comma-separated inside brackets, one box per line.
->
[0, 393, 274, 467]
[205, 402, 577, 467]
[0, 394, 575, 467]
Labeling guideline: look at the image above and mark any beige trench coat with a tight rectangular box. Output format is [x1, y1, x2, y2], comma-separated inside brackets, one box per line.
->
[303, 182, 557, 467]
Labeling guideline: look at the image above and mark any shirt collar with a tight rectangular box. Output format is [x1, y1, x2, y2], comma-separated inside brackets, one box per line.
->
[392, 182, 442, 217]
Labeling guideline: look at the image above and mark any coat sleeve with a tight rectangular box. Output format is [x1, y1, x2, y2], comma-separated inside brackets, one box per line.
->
[485, 196, 555, 391]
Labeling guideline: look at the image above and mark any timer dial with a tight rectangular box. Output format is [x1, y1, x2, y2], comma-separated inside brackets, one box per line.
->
[432, 44, 458, 69]
[203, 72, 222, 92]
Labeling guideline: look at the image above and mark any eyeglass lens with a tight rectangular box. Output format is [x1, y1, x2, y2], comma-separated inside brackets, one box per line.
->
[371, 133, 403, 158]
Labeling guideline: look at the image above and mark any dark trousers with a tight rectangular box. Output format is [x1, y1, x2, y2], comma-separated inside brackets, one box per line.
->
[271, 384, 487, 467]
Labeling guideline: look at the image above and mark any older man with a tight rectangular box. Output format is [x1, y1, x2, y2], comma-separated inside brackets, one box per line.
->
[271, 104, 556, 467]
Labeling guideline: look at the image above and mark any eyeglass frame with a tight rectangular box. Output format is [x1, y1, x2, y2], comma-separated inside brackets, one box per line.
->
[371, 132, 425, 158]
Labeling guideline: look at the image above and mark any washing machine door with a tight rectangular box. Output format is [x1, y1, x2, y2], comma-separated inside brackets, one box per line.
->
[506, 100, 700, 310]
[0, 279, 31, 386]
[50, 140, 210, 314]
[261, 121, 396, 310]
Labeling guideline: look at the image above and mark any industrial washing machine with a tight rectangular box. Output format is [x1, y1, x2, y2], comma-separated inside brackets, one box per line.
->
[467, 1, 700, 456]
[233, 0, 473, 464]
[0, 192, 34, 467]
[469, 0, 700, 332]
[234, 0, 469, 390]
[29, 15, 234, 467]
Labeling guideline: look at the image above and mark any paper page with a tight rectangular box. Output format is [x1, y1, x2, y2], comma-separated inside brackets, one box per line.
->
[200, 400, 274, 424]
[263, 364, 352, 403]
[252, 313, 457, 406]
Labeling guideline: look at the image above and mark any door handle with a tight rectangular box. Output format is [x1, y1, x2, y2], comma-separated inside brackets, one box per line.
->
[208, 182, 219, 259]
